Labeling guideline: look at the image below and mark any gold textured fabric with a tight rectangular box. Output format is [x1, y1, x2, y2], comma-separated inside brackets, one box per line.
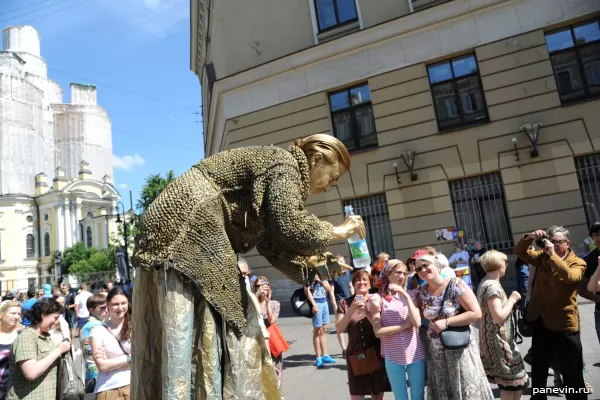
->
[132, 145, 334, 336]
[131, 268, 282, 400]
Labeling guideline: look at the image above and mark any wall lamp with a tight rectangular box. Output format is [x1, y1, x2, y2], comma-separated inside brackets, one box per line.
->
[520, 122, 542, 158]
[393, 150, 418, 184]
[511, 137, 520, 162]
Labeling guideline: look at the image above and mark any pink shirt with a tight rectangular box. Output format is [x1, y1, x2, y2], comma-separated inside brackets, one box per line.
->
[368, 292, 424, 366]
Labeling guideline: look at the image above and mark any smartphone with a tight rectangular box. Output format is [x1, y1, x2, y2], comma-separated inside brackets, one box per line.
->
[355, 295, 364, 303]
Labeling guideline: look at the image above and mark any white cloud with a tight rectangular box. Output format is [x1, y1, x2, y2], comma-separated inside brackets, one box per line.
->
[133, 0, 188, 37]
[113, 154, 145, 170]
[117, 183, 128, 189]
[143, 0, 162, 9]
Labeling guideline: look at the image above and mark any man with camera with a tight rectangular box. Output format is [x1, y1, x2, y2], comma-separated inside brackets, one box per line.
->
[514, 226, 587, 400]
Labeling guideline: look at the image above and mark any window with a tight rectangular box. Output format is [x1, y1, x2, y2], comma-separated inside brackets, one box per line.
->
[575, 153, 600, 225]
[329, 83, 377, 152]
[448, 173, 513, 251]
[44, 233, 51, 257]
[28, 278, 36, 290]
[314, 0, 358, 32]
[25, 234, 35, 258]
[86, 226, 93, 248]
[427, 54, 488, 131]
[344, 194, 395, 258]
[545, 19, 600, 104]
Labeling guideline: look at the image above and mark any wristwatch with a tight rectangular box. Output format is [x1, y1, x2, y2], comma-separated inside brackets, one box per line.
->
[126, 355, 131, 364]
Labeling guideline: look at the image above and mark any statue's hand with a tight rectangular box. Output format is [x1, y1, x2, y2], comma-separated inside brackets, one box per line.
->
[307, 252, 353, 280]
[333, 216, 366, 241]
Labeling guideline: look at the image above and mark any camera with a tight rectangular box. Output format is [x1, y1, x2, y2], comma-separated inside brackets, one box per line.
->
[535, 238, 547, 248]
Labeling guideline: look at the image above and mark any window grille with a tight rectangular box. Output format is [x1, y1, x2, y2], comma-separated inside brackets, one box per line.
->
[344, 194, 395, 259]
[26, 234, 35, 258]
[28, 278, 36, 289]
[448, 173, 513, 250]
[575, 153, 600, 225]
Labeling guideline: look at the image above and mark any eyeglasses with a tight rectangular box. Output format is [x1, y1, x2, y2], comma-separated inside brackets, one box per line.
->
[550, 239, 568, 245]
[394, 271, 409, 276]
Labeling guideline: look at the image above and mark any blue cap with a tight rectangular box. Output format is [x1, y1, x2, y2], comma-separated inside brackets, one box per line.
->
[42, 284, 53, 298]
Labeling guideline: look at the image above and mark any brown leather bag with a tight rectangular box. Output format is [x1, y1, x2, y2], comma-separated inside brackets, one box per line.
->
[347, 347, 382, 376]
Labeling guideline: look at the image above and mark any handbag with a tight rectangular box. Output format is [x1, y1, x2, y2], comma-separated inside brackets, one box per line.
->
[266, 323, 290, 357]
[437, 278, 471, 350]
[290, 287, 312, 319]
[57, 345, 85, 400]
[347, 346, 382, 376]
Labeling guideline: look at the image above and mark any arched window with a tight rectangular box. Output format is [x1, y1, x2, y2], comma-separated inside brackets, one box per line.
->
[44, 233, 51, 257]
[86, 226, 93, 248]
[26, 234, 35, 258]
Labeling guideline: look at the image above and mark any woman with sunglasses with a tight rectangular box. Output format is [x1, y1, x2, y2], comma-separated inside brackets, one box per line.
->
[414, 254, 493, 400]
[254, 276, 283, 381]
[368, 259, 425, 400]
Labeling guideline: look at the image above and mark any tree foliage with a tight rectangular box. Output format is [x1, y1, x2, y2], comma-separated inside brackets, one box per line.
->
[136, 170, 176, 214]
[55, 242, 117, 282]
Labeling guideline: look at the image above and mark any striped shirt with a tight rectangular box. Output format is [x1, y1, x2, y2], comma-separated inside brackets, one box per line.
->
[368, 292, 425, 366]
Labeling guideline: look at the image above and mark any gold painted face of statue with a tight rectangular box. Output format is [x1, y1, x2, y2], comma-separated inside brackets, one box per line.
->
[308, 153, 346, 195]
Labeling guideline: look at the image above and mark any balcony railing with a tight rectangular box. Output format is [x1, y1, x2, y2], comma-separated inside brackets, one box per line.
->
[410, 0, 453, 13]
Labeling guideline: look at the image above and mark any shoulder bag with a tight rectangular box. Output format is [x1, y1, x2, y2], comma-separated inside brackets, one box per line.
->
[290, 287, 313, 319]
[437, 278, 471, 350]
[57, 343, 85, 400]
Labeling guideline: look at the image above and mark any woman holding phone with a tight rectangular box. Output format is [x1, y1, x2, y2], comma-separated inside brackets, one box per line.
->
[368, 259, 425, 400]
[336, 269, 389, 400]
[254, 276, 283, 381]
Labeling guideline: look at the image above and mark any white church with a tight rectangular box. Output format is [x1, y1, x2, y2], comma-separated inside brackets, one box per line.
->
[0, 25, 121, 292]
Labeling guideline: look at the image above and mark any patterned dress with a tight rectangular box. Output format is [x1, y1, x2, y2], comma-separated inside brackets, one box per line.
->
[476, 279, 528, 390]
[0, 343, 11, 399]
[417, 278, 494, 400]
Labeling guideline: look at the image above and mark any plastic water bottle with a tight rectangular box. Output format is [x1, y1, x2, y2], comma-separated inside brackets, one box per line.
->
[344, 205, 371, 269]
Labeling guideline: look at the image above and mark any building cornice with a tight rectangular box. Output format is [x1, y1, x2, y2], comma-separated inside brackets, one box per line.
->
[204, 0, 599, 156]
[190, 0, 210, 77]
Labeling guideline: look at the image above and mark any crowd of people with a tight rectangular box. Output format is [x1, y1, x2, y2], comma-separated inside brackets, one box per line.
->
[299, 223, 600, 400]
[0, 280, 132, 399]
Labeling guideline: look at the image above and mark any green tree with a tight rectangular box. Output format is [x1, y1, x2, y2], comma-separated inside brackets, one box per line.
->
[69, 247, 116, 282]
[136, 170, 176, 214]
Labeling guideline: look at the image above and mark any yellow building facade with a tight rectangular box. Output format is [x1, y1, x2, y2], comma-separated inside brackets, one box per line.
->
[192, 0, 600, 294]
[0, 162, 120, 292]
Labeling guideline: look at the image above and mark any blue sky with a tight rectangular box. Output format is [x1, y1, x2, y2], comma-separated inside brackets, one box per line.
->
[1, 0, 203, 210]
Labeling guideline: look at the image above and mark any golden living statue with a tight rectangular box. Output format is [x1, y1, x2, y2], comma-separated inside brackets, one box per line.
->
[131, 134, 366, 400]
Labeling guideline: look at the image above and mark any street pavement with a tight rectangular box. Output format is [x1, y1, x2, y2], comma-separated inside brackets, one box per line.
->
[277, 296, 600, 400]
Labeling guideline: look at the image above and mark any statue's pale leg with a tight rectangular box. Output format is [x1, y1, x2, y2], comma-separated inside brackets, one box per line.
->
[158, 268, 194, 400]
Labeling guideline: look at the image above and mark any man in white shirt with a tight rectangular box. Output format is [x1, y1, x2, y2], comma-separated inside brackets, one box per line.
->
[448, 244, 472, 288]
[74, 282, 93, 336]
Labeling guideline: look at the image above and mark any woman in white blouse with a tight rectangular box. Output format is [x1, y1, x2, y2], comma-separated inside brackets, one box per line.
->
[91, 287, 132, 399]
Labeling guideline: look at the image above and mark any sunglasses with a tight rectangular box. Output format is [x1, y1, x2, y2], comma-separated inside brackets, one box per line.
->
[415, 263, 430, 273]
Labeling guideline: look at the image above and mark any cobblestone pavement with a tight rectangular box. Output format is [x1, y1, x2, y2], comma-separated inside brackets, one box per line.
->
[277, 297, 600, 400]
